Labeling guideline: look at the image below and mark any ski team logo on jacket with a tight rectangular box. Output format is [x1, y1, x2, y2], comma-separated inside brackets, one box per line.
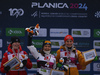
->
[60, 48, 78, 64]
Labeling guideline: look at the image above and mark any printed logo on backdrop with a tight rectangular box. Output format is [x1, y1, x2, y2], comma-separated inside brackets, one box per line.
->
[0, 11, 2, 15]
[6, 39, 25, 48]
[0, 39, 3, 48]
[33, 28, 47, 37]
[50, 29, 69, 37]
[32, 40, 44, 48]
[28, 62, 37, 71]
[72, 29, 91, 37]
[6, 28, 25, 36]
[93, 63, 100, 71]
[50, 40, 64, 48]
[31, 2, 88, 18]
[80, 74, 90, 75]
[0, 50, 2, 59]
[79, 64, 90, 71]
[93, 40, 100, 49]
[95, 11, 100, 18]
[28, 73, 36, 75]
[0, 28, 2, 36]
[0, 62, 1, 67]
[31, 11, 38, 18]
[74, 40, 90, 48]
[51, 51, 57, 56]
[9, 8, 24, 18]
[28, 52, 35, 59]
[94, 29, 100, 37]
[96, 52, 100, 60]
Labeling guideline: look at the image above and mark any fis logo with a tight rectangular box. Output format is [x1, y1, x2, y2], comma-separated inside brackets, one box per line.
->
[31, 11, 38, 18]
[9, 8, 24, 18]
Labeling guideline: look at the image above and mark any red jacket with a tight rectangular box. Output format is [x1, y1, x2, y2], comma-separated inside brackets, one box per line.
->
[0, 44, 32, 75]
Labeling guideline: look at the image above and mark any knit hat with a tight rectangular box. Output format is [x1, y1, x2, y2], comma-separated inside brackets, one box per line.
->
[11, 36, 20, 44]
[64, 35, 74, 42]
[42, 40, 51, 48]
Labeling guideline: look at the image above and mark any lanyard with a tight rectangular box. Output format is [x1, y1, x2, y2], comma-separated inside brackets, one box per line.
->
[12, 48, 19, 60]
[45, 54, 51, 62]
[65, 46, 72, 58]
[45, 54, 51, 65]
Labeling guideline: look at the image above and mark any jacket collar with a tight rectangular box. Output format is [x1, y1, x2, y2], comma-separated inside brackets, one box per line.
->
[60, 45, 76, 52]
[8, 44, 22, 53]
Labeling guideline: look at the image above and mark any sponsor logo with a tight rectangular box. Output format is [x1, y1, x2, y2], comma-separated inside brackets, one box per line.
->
[97, 52, 100, 60]
[32, 40, 44, 48]
[93, 40, 100, 49]
[80, 74, 90, 75]
[0, 39, 3, 48]
[33, 28, 47, 37]
[0, 11, 2, 15]
[72, 29, 91, 37]
[50, 29, 69, 37]
[28, 73, 36, 75]
[79, 64, 90, 71]
[6, 28, 25, 36]
[28, 52, 35, 59]
[0, 28, 2, 36]
[50, 40, 64, 48]
[0, 62, 1, 67]
[74, 40, 90, 48]
[0, 50, 2, 59]
[9, 8, 24, 18]
[93, 63, 100, 71]
[51, 51, 57, 56]
[94, 29, 100, 37]
[6, 39, 24, 48]
[95, 11, 100, 18]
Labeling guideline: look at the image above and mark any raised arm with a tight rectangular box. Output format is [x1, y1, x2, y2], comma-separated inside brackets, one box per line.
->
[27, 35, 40, 59]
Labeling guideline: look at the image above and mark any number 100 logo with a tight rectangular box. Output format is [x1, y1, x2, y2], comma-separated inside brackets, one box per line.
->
[9, 8, 24, 18]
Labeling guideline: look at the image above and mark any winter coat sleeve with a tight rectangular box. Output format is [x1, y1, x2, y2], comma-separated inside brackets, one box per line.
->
[27, 45, 40, 59]
[23, 51, 32, 69]
[56, 49, 60, 64]
[0, 52, 8, 73]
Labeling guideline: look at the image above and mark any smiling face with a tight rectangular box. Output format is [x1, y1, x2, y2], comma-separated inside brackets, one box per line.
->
[65, 39, 73, 48]
[43, 44, 51, 51]
[12, 42, 20, 49]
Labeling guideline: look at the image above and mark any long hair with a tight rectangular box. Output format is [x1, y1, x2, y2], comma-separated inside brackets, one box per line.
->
[40, 49, 45, 56]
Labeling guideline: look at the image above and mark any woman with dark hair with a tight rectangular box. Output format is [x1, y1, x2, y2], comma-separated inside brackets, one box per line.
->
[27, 34, 56, 75]
[0, 36, 32, 75]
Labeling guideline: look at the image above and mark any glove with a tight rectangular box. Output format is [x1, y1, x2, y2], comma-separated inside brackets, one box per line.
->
[93, 56, 99, 61]
[22, 60, 27, 66]
[20, 60, 27, 69]
[63, 65, 69, 71]
[4, 66, 10, 72]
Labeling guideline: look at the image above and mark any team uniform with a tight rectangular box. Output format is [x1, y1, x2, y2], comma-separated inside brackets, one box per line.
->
[1, 44, 32, 75]
[27, 45, 56, 75]
[56, 45, 92, 75]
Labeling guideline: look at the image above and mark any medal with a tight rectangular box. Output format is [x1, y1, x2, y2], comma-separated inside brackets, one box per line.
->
[45, 55, 51, 67]
[47, 62, 49, 65]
